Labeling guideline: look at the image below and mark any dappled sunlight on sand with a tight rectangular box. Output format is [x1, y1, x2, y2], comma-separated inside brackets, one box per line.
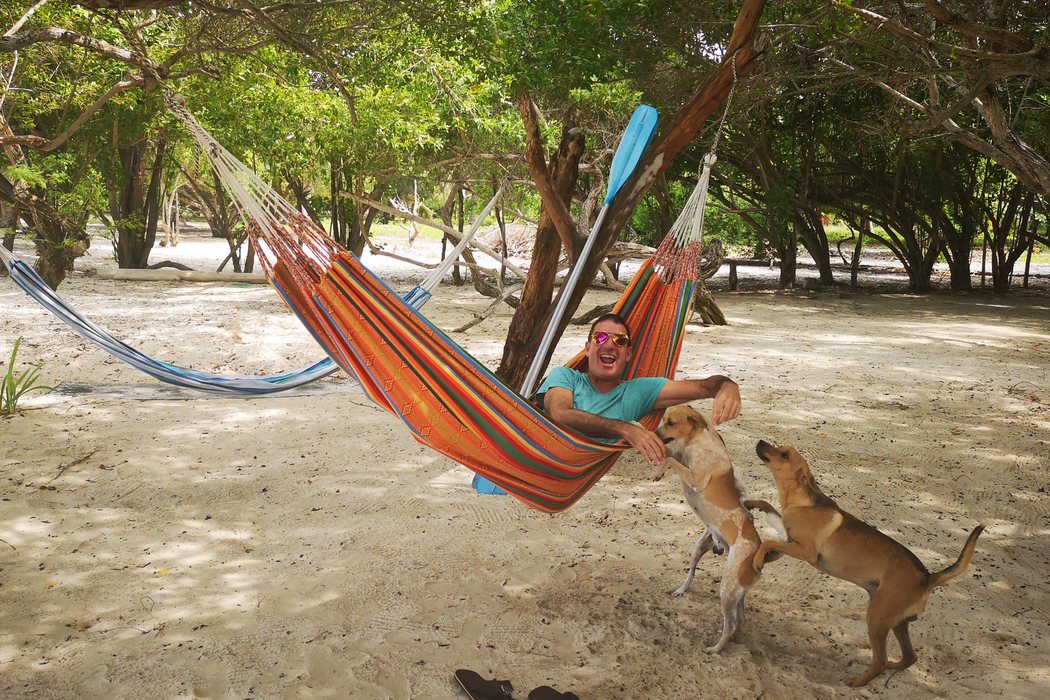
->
[2, 236, 1048, 697]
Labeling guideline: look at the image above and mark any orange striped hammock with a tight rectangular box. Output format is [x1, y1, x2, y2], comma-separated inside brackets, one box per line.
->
[167, 93, 700, 513]
[266, 222, 696, 513]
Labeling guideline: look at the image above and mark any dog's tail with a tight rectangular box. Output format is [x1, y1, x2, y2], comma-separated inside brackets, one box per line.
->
[928, 525, 984, 589]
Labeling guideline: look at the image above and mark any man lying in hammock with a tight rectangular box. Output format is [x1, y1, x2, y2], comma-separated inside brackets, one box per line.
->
[537, 312, 740, 467]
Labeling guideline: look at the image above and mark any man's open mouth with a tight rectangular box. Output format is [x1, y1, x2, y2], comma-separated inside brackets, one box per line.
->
[598, 352, 617, 366]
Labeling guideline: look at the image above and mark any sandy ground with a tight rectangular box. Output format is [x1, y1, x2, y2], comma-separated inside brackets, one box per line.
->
[2, 233, 1049, 699]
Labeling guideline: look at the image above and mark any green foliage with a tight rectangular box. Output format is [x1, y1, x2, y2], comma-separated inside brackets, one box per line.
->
[1, 338, 53, 416]
[4, 0, 1045, 290]
[3, 164, 47, 189]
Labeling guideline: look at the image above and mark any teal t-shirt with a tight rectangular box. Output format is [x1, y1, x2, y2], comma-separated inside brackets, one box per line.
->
[537, 367, 668, 439]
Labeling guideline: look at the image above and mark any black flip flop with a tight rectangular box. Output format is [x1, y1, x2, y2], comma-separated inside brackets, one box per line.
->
[528, 685, 580, 700]
[454, 669, 514, 700]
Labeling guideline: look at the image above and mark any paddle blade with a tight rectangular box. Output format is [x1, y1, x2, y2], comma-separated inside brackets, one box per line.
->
[604, 104, 658, 205]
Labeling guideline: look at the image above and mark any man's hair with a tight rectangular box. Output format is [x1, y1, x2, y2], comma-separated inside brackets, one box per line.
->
[589, 312, 631, 338]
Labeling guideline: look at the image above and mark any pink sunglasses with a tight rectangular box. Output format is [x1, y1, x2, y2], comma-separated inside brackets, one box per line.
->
[590, 331, 631, 347]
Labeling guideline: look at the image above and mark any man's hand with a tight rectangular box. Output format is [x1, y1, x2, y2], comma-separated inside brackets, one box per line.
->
[711, 380, 741, 425]
[621, 423, 666, 466]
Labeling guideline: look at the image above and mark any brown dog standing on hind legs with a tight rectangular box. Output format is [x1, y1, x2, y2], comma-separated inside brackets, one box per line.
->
[751, 439, 984, 687]
[654, 405, 782, 653]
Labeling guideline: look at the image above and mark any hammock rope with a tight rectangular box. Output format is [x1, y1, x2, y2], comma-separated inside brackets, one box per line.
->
[652, 53, 737, 279]
[0, 185, 503, 394]
[1, 244, 338, 393]
[164, 92, 707, 512]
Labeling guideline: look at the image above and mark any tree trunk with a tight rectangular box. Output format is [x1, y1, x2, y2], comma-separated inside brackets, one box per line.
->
[0, 201, 16, 275]
[850, 221, 865, 287]
[989, 186, 1036, 294]
[0, 172, 88, 288]
[647, 174, 676, 247]
[0, 115, 90, 287]
[796, 208, 834, 285]
[110, 135, 167, 269]
[692, 238, 727, 325]
[497, 109, 585, 388]
[693, 286, 726, 325]
[336, 163, 377, 257]
[284, 167, 323, 229]
[498, 0, 768, 383]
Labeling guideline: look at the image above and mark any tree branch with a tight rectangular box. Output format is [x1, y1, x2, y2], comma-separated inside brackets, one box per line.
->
[343, 192, 527, 279]
[517, 93, 579, 253]
[0, 27, 165, 82]
[837, 2, 1050, 81]
[0, 77, 146, 153]
[919, 0, 1038, 53]
[6, 0, 49, 37]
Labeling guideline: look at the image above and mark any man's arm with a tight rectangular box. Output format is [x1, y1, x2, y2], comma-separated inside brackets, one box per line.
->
[652, 375, 740, 424]
[544, 386, 668, 465]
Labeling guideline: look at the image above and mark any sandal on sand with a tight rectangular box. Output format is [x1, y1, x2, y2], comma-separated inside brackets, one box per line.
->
[528, 685, 580, 700]
[454, 669, 514, 700]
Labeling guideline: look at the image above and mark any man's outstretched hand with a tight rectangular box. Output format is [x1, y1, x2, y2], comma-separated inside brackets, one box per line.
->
[711, 381, 741, 425]
[622, 423, 666, 466]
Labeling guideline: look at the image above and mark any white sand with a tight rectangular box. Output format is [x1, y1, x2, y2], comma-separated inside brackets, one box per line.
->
[1, 233, 1048, 699]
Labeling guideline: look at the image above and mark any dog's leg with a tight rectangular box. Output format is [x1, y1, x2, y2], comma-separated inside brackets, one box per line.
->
[707, 581, 746, 654]
[887, 620, 918, 670]
[752, 539, 817, 573]
[672, 530, 716, 596]
[742, 499, 779, 517]
[707, 540, 757, 654]
[654, 456, 697, 483]
[744, 499, 788, 541]
[847, 599, 895, 687]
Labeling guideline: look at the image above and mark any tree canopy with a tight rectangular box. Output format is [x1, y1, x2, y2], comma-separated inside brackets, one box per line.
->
[1, 0, 1047, 377]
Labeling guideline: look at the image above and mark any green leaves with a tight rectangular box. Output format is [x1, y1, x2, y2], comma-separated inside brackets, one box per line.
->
[3, 164, 47, 190]
[1, 338, 53, 417]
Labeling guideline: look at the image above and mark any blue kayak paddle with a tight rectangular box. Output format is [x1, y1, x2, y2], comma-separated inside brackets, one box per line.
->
[519, 104, 659, 397]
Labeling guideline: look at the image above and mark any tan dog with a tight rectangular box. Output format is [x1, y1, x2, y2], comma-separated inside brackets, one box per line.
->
[752, 440, 984, 686]
[655, 405, 781, 653]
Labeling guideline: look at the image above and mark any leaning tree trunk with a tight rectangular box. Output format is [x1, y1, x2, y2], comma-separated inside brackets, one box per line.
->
[435, 183, 465, 286]
[0, 115, 90, 287]
[796, 209, 834, 285]
[498, 0, 768, 382]
[0, 200, 16, 274]
[0, 172, 88, 288]
[497, 108, 585, 388]
[692, 238, 727, 325]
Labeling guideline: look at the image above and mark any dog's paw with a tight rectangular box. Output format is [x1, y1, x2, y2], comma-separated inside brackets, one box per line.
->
[650, 465, 667, 481]
[846, 675, 873, 688]
[751, 547, 768, 573]
[670, 585, 687, 597]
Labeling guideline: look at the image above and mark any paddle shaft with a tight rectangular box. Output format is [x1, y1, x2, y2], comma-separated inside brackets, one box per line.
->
[518, 104, 656, 397]
[519, 203, 609, 397]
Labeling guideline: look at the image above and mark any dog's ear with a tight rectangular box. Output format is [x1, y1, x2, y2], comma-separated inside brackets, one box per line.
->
[795, 458, 816, 489]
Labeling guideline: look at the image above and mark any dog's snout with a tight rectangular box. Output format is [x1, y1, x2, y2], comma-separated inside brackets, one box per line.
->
[662, 436, 673, 444]
[756, 440, 770, 460]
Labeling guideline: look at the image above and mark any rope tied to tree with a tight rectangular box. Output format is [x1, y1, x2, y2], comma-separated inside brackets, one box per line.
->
[652, 52, 738, 283]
